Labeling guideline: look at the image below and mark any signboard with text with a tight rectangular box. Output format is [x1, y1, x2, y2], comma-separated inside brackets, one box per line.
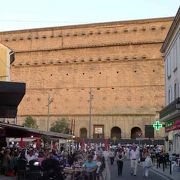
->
[165, 120, 180, 132]
[94, 127, 103, 134]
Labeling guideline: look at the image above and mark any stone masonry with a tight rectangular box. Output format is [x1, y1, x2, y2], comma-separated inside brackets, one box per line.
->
[0, 17, 173, 139]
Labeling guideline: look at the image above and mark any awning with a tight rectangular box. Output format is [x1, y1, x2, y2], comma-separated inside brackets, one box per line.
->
[0, 81, 26, 118]
[0, 122, 72, 139]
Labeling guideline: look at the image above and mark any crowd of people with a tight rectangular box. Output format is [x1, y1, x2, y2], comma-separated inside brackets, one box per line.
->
[0, 141, 175, 179]
[108, 144, 168, 178]
[0, 142, 106, 180]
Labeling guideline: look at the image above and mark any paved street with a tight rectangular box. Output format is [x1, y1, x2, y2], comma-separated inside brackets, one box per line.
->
[0, 176, 15, 180]
[0, 160, 175, 180]
[108, 159, 170, 180]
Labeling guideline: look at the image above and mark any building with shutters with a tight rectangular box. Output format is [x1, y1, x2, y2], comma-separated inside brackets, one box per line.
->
[160, 7, 180, 154]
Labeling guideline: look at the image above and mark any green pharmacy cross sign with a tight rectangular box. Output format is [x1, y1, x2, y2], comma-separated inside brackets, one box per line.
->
[153, 121, 163, 131]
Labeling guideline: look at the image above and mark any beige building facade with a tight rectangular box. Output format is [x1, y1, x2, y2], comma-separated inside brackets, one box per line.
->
[0, 44, 12, 81]
[0, 17, 173, 139]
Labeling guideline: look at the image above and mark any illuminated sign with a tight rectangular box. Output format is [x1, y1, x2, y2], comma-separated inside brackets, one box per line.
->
[165, 120, 180, 132]
[94, 127, 103, 134]
[153, 121, 163, 131]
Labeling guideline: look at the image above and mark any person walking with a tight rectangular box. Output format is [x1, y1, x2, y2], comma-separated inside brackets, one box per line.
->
[109, 149, 115, 165]
[115, 149, 125, 176]
[130, 146, 140, 176]
[143, 152, 153, 178]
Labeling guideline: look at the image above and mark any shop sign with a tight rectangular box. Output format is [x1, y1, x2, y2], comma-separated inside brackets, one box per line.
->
[165, 120, 180, 132]
[165, 120, 174, 127]
[94, 127, 103, 134]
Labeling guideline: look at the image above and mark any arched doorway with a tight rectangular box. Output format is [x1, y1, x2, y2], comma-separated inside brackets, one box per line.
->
[131, 127, 142, 139]
[80, 128, 87, 138]
[111, 127, 121, 140]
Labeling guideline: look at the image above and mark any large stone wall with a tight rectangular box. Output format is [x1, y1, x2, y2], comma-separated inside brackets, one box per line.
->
[0, 17, 173, 138]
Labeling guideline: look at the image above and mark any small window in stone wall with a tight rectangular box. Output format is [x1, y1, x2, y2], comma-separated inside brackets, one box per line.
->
[160, 25, 166, 30]
[132, 28, 137, 32]
[150, 26, 156, 30]
[141, 27, 146, 31]
[27, 36, 32, 40]
[113, 30, 118, 33]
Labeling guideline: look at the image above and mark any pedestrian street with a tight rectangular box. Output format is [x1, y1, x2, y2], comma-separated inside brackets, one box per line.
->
[108, 159, 169, 180]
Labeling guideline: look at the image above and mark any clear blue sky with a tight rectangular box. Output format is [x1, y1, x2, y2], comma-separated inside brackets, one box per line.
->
[0, 0, 179, 31]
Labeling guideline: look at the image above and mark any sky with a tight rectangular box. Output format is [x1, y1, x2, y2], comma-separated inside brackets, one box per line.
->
[0, 0, 179, 31]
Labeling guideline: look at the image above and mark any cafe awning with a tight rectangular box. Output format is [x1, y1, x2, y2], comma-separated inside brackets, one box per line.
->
[0, 122, 72, 139]
[0, 81, 26, 118]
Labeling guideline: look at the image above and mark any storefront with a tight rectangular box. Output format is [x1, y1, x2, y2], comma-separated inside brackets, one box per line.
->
[165, 120, 180, 154]
[160, 98, 180, 154]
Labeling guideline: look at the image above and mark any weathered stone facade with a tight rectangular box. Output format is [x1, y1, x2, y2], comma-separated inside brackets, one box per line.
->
[0, 17, 173, 139]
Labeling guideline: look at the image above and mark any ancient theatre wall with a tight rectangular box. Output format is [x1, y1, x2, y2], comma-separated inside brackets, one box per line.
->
[0, 18, 172, 138]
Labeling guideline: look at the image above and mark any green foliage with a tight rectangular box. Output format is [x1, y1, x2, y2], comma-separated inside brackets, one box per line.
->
[41, 135, 50, 144]
[22, 116, 38, 129]
[50, 118, 69, 133]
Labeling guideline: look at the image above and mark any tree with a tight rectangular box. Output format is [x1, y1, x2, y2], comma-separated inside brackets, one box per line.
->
[41, 135, 50, 145]
[22, 116, 38, 129]
[50, 118, 69, 134]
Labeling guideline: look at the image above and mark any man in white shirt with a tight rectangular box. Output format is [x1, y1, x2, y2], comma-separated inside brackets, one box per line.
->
[130, 146, 140, 176]
[25, 149, 37, 163]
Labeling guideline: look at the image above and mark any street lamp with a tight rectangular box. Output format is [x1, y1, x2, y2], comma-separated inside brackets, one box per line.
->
[47, 94, 53, 131]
